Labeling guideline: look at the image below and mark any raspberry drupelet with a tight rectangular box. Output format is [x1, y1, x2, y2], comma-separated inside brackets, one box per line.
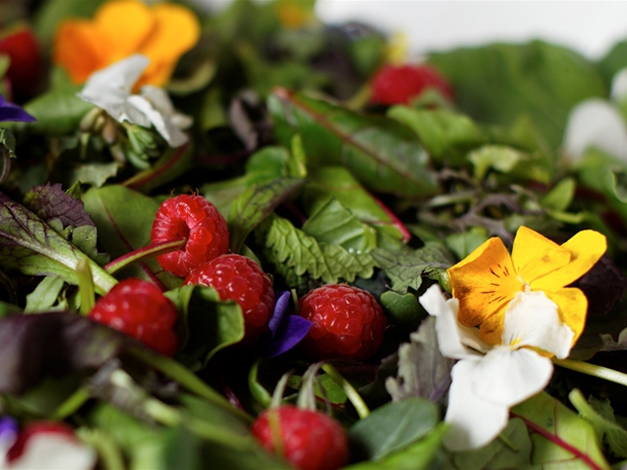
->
[370, 63, 454, 106]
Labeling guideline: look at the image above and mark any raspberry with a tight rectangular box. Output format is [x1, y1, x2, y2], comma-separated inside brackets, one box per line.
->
[370, 63, 454, 105]
[184, 254, 274, 342]
[299, 284, 386, 360]
[151, 194, 229, 277]
[251, 405, 349, 470]
[89, 278, 178, 356]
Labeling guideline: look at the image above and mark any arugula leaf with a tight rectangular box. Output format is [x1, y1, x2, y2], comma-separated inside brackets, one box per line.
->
[511, 392, 611, 470]
[372, 242, 455, 294]
[428, 41, 607, 150]
[260, 214, 375, 285]
[0, 192, 117, 294]
[268, 88, 440, 197]
[385, 316, 454, 404]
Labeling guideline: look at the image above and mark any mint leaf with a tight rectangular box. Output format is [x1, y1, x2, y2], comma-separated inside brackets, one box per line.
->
[0, 192, 117, 294]
[260, 214, 374, 284]
[372, 243, 455, 294]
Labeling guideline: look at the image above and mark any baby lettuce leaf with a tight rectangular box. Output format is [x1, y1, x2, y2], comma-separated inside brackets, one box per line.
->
[0, 192, 117, 295]
[268, 88, 440, 197]
[82, 184, 180, 289]
[260, 213, 375, 285]
[511, 392, 611, 469]
[428, 41, 606, 150]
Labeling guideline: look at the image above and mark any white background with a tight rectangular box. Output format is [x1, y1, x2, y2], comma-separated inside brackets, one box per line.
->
[192, 1, 627, 61]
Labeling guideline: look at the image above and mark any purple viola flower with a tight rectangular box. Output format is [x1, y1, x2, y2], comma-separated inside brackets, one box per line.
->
[0, 416, 18, 456]
[0, 94, 35, 122]
[257, 291, 312, 358]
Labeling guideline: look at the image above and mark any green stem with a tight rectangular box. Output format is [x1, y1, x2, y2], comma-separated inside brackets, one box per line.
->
[104, 238, 186, 275]
[76, 428, 126, 470]
[76, 258, 95, 315]
[52, 387, 91, 420]
[128, 347, 253, 423]
[553, 358, 627, 387]
[322, 364, 370, 419]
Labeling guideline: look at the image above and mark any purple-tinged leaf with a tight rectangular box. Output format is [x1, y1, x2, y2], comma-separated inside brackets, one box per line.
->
[0, 94, 35, 122]
[23, 183, 95, 229]
[0, 192, 117, 294]
[257, 291, 312, 357]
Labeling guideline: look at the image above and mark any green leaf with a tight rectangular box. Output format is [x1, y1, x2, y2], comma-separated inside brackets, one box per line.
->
[467, 145, 527, 179]
[22, 87, 95, 136]
[542, 177, 576, 212]
[268, 89, 440, 197]
[260, 214, 375, 284]
[24, 276, 66, 313]
[444, 229, 488, 260]
[349, 397, 440, 461]
[511, 392, 611, 470]
[569, 389, 627, 459]
[385, 317, 454, 404]
[450, 418, 534, 470]
[379, 290, 423, 339]
[82, 185, 180, 289]
[345, 422, 448, 470]
[166, 285, 244, 365]
[372, 243, 455, 294]
[387, 106, 490, 165]
[228, 177, 304, 253]
[0, 192, 117, 295]
[428, 41, 607, 149]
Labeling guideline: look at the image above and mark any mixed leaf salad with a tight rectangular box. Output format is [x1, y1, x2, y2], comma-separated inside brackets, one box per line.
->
[3, 0, 627, 468]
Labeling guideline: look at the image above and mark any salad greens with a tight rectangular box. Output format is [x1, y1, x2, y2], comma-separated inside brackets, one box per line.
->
[2, 0, 627, 468]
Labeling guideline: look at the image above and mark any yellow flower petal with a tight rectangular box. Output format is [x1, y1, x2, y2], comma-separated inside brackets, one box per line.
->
[533, 230, 607, 291]
[137, 3, 201, 86]
[94, 0, 155, 63]
[546, 287, 588, 344]
[448, 237, 520, 328]
[511, 226, 571, 285]
[478, 305, 507, 346]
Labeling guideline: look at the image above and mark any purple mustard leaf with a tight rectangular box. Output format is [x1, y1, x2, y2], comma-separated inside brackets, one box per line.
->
[24, 183, 95, 229]
[258, 291, 312, 357]
[0, 95, 35, 122]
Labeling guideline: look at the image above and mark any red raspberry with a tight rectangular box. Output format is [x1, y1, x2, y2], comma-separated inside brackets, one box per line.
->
[89, 278, 178, 356]
[251, 405, 349, 470]
[299, 284, 386, 360]
[370, 63, 453, 105]
[184, 254, 274, 342]
[151, 194, 229, 277]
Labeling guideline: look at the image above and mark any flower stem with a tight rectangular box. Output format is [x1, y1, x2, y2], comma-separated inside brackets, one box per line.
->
[322, 364, 370, 419]
[77, 258, 96, 315]
[553, 358, 627, 388]
[52, 387, 91, 420]
[104, 238, 186, 275]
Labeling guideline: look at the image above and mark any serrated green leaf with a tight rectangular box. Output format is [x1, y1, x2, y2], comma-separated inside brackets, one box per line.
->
[261, 214, 374, 284]
[268, 89, 440, 197]
[372, 242, 455, 294]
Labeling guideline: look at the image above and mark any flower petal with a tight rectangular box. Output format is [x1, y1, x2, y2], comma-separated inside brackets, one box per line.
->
[533, 230, 607, 291]
[546, 287, 589, 346]
[53, 21, 107, 84]
[472, 346, 553, 407]
[419, 284, 488, 359]
[8, 431, 97, 470]
[443, 358, 510, 451]
[137, 3, 201, 87]
[127, 94, 188, 147]
[511, 226, 571, 285]
[0, 95, 35, 123]
[502, 291, 574, 358]
[78, 54, 151, 128]
[448, 237, 519, 327]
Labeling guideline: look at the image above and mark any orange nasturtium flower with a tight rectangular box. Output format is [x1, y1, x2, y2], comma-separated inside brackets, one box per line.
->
[53, 0, 200, 87]
[447, 226, 606, 346]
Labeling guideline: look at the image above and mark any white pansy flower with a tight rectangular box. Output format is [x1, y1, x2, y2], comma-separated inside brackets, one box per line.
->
[78, 54, 191, 148]
[419, 284, 575, 451]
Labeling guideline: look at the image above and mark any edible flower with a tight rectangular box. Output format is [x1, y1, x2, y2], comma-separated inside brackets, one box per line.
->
[257, 291, 312, 358]
[420, 284, 574, 451]
[53, 0, 200, 87]
[0, 95, 35, 122]
[447, 226, 606, 346]
[77, 54, 192, 148]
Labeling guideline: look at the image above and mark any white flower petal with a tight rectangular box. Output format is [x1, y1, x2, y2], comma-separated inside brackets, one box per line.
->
[127, 95, 189, 148]
[8, 433, 97, 470]
[611, 67, 627, 102]
[443, 358, 510, 451]
[419, 284, 489, 359]
[471, 346, 554, 407]
[140, 86, 193, 130]
[562, 98, 627, 163]
[78, 54, 152, 128]
[502, 291, 574, 359]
